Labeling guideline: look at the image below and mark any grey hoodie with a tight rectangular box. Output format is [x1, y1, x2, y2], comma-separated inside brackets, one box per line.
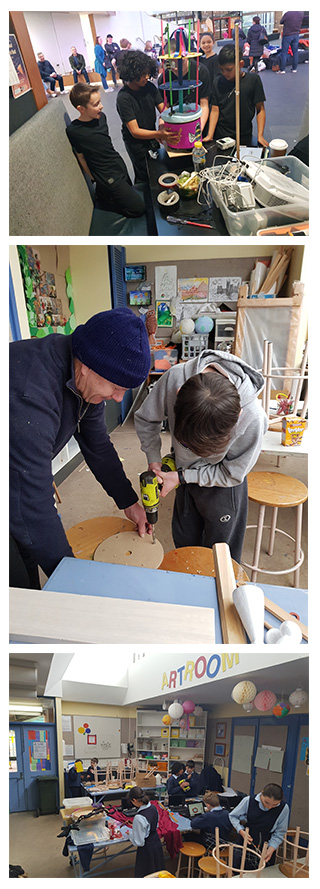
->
[134, 350, 267, 488]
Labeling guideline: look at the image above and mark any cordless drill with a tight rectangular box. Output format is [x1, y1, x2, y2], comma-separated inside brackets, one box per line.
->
[139, 455, 177, 544]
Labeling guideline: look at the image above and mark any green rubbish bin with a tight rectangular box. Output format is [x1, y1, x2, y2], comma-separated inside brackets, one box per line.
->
[35, 775, 58, 816]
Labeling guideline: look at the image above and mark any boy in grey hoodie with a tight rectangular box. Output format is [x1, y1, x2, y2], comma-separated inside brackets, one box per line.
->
[134, 350, 267, 562]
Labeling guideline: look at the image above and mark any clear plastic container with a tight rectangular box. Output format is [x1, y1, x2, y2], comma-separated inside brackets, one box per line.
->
[208, 155, 309, 236]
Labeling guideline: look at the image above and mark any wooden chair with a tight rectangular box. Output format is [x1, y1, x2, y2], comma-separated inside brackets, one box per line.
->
[175, 842, 206, 878]
[278, 827, 309, 878]
[242, 471, 308, 587]
[158, 547, 249, 584]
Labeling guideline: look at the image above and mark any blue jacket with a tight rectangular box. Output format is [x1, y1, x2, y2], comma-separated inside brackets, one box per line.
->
[95, 44, 109, 75]
[9, 334, 138, 578]
[190, 806, 232, 841]
[183, 771, 201, 795]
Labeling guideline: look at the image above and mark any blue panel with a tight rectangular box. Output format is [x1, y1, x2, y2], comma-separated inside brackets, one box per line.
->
[9, 264, 22, 341]
[44, 559, 308, 645]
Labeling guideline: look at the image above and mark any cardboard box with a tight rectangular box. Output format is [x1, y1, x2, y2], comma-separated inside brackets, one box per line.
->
[134, 771, 156, 788]
[282, 416, 306, 447]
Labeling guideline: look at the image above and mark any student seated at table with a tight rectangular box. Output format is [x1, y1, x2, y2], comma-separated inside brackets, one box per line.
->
[229, 783, 289, 867]
[122, 787, 165, 878]
[166, 762, 190, 807]
[85, 757, 101, 782]
[116, 50, 180, 184]
[190, 791, 233, 848]
[183, 760, 202, 795]
[66, 83, 146, 217]
[158, 38, 210, 135]
[67, 760, 84, 797]
[203, 44, 268, 148]
[199, 763, 224, 793]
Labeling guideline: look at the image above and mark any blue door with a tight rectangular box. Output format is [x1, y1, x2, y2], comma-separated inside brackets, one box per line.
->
[9, 723, 58, 813]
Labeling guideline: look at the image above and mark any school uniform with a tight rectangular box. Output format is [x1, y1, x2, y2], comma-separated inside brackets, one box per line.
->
[85, 765, 101, 781]
[116, 82, 163, 183]
[166, 774, 188, 807]
[68, 767, 83, 798]
[191, 805, 232, 847]
[183, 770, 201, 795]
[127, 803, 164, 878]
[229, 792, 289, 867]
[210, 71, 266, 146]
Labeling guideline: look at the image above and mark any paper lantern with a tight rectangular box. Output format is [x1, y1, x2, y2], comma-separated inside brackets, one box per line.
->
[194, 315, 213, 334]
[162, 714, 172, 725]
[180, 318, 195, 335]
[254, 690, 277, 712]
[179, 717, 187, 729]
[288, 687, 308, 708]
[168, 701, 184, 719]
[183, 700, 195, 714]
[243, 701, 254, 712]
[193, 705, 203, 716]
[273, 701, 290, 718]
[231, 681, 257, 705]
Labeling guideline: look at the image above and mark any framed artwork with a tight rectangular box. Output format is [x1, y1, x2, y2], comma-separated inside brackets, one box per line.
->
[178, 277, 209, 302]
[87, 735, 97, 745]
[171, 728, 180, 739]
[161, 728, 169, 738]
[216, 722, 226, 739]
[214, 743, 226, 756]
[156, 300, 173, 327]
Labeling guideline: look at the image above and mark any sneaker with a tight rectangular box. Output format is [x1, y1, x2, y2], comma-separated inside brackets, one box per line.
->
[59, 90, 67, 94]
[276, 70, 286, 74]
[105, 86, 114, 92]
[291, 69, 297, 73]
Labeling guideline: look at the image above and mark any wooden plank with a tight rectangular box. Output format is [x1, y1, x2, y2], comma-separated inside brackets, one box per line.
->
[264, 597, 308, 641]
[212, 543, 247, 644]
[9, 588, 215, 644]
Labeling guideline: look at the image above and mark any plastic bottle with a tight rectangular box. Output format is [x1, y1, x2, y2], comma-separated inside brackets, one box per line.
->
[192, 141, 206, 173]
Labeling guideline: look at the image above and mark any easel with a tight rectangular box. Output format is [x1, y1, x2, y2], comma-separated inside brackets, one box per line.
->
[262, 339, 308, 425]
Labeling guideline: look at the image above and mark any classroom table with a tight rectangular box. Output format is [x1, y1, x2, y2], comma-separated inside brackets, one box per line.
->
[82, 784, 163, 805]
[10, 561, 307, 643]
[146, 143, 228, 236]
[261, 427, 309, 460]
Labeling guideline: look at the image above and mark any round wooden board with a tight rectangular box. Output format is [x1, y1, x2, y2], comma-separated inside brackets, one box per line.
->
[66, 516, 136, 560]
[94, 531, 164, 569]
[158, 546, 249, 583]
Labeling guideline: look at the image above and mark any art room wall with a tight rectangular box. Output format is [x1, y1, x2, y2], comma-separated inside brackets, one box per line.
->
[69, 246, 112, 324]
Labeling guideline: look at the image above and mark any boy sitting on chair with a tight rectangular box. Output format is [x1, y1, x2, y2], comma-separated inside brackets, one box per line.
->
[229, 783, 289, 866]
[190, 791, 233, 848]
[66, 83, 145, 217]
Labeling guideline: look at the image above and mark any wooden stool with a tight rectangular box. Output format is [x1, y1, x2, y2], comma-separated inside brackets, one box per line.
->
[242, 472, 308, 587]
[176, 843, 206, 878]
[198, 856, 228, 877]
[159, 547, 249, 584]
[66, 516, 136, 560]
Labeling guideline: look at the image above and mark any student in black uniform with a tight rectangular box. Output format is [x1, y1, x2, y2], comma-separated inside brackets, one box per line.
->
[66, 83, 145, 217]
[229, 783, 289, 867]
[184, 760, 201, 795]
[190, 791, 232, 848]
[116, 50, 179, 183]
[166, 762, 190, 807]
[199, 31, 220, 91]
[124, 787, 164, 878]
[203, 44, 268, 148]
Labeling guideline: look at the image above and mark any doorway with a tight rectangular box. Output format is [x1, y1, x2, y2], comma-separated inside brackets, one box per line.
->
[9, 722, 58, 813]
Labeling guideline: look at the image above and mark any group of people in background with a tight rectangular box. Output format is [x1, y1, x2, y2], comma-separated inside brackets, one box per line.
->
[37, 13, 306, 218]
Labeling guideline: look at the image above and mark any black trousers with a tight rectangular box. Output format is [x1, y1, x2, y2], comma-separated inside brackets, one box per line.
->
[95, 171, 145, 217]
[9, 533, 40, 589]
[124, 139, 157, 184]
[172, 479, 248, 563]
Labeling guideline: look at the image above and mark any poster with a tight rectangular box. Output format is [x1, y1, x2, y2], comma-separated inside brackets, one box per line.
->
[155, 266, 177, 303]
[178, 278, 209, 302]
[9, 34, 31, 98]
[18, 245, 76, 338]
[209, 277, 242, 302]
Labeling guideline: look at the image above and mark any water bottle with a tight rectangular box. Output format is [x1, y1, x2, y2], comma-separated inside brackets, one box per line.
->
[192, 140, 206, 173]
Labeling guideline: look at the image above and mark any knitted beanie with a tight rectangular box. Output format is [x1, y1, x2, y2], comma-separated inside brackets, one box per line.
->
[72, 308, 151, 388]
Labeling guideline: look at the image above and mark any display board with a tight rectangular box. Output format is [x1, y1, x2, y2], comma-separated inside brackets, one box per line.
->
[73, 715, 121, 760]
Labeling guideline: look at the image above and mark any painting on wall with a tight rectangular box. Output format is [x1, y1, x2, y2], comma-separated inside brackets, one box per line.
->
[156, 301, 173, 327]
[178, 278, 209, 302]
[155, 266, 177, 303]
[9, 34, 31, 98]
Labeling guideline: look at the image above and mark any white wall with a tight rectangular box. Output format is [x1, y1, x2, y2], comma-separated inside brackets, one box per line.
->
[93, 10, 166, 50]
[24, 11, 91, 74]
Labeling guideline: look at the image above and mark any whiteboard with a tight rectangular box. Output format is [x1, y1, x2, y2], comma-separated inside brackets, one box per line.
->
[73, 715, 121, 759]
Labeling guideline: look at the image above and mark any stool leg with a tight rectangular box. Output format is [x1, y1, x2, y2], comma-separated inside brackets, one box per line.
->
[251, 504, 265, 582]
[294, 503, 303, 587]
[188, 856, 191, 878]
[176, 852, 181, 877]
[268, 506, 278, 556]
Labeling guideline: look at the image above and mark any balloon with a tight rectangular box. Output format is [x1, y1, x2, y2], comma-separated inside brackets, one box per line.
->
[183, 700, 195, 714]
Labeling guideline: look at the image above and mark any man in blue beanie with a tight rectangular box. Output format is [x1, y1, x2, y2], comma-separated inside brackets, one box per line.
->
[10, 308, 151, 589]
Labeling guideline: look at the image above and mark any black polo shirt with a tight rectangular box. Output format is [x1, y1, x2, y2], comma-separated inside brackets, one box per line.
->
[116, 81, 163, 146]
[211, 71, 266, 145]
